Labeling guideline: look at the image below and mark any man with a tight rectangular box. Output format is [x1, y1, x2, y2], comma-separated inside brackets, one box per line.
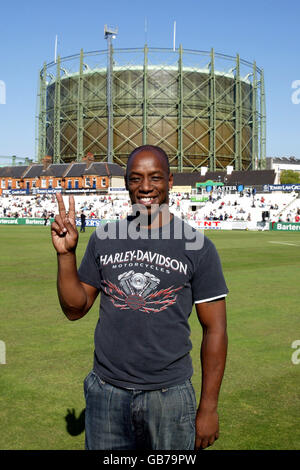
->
[43, 210, 49, 226]
[80, 211, 86, 233]
[51, 145, 228, 451]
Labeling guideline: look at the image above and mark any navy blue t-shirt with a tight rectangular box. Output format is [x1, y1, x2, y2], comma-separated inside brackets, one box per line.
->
[78, 215, 228, 390]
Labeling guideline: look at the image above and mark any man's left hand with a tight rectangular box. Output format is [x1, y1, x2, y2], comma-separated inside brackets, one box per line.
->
[194, 409, 219, 450]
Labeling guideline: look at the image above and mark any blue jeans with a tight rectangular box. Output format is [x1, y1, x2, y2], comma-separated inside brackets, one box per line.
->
[83, 370, 197, 450]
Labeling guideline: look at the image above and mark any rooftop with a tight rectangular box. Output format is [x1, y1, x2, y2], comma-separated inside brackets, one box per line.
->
[0, 166, 28, 178]
[172, 170, 275, 186]
[42, 163, 70, 177]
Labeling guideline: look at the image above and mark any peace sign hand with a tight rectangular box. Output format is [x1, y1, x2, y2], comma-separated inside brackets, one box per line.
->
[51, 193, 78, 254]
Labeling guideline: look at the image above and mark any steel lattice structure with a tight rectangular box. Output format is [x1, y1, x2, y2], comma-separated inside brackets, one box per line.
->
[37, 46, 266, 172]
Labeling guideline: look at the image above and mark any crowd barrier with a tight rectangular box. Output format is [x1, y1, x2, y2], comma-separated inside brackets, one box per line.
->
[3, 218, 299, 231]
[0, 217, 114, 226]
[0, 217, 270, 231]
[0, 217, 50, 225]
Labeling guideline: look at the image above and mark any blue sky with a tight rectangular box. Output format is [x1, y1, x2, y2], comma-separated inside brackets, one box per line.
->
[0, 0, 299, 164]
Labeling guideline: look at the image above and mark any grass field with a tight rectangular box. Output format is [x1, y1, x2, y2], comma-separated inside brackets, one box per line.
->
[0, 225, 299, 450]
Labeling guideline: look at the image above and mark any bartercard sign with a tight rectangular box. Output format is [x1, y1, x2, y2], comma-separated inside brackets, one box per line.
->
[270, 222, 300, 231]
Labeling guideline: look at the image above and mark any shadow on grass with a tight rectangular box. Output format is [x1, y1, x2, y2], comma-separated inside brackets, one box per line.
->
[65, 408, 85, 436]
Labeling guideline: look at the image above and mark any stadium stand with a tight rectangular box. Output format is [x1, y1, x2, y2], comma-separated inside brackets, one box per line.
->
[1, 190, 299, 227]
[1, 160, 300, 229]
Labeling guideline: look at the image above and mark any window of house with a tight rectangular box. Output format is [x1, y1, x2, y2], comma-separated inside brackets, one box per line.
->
[41, 179, 46, 188]
[101, 178, 106, 187]
[1, 179, 6, 189]
[56, 179, 61, 188]
[8, 180, 12, 189]
[16, 180, 20, 189]
[48, 179, 53, 189]
[93, 178, 97, 189]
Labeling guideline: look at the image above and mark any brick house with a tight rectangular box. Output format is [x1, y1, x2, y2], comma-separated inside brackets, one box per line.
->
[0, 154, 126, 195]
[0, 165, 29, 193]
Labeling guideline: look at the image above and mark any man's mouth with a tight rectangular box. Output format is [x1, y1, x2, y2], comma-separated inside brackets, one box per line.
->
[137, 196, 157, 205]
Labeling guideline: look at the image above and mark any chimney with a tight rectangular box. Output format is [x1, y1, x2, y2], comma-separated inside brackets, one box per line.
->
[82, 152, 94, 168]
[42, 155, 52, 170]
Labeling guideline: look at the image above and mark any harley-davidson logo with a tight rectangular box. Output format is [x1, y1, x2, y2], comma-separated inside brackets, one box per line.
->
[103, 271, 183, 313]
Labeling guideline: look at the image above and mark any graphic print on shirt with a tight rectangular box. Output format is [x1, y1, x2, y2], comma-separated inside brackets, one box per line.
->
[100, 249, 187, 313]
[103, 271, 183, 313]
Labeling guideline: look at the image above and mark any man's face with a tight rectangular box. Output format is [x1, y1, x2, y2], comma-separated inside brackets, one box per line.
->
[125, 149, 173, 212]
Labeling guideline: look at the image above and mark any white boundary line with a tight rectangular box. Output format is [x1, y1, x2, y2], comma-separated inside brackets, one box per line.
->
[268, 241, 300, 247]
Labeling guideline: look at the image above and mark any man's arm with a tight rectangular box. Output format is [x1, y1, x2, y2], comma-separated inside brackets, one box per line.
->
[57, 252, 99, 321]
[51, 193, 99, 321]
[194, 298, 228, 450]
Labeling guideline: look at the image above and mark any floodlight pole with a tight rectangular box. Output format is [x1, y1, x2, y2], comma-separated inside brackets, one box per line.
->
[38, 63, 47, 162]
[143, 44, 148, 146]
[53, 55, 61, 163]
[104, 25, 118, 163]
[177, 44, 183, 172]
[260, 69, 266, 169]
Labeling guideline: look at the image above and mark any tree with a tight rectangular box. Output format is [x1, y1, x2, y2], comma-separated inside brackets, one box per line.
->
[280, 170, 300, 184]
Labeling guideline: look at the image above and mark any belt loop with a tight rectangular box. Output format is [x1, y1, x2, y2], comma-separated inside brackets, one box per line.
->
[161, 388, 168, 393]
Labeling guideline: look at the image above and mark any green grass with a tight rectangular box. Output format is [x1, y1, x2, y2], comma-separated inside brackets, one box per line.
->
[0, 226, 299, 449]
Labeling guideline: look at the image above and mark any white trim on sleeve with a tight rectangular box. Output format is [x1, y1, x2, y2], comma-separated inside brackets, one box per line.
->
[194, 293, 227, 304]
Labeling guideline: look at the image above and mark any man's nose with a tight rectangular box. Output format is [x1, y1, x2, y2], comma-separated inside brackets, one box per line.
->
[140, 177, 152, 192]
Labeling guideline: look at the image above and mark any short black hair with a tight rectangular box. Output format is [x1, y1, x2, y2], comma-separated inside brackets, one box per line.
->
[126, 145, 170, 175]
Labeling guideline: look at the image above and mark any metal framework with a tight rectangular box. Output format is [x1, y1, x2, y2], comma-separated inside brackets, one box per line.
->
[37, 47, 266, 171]
[0, 155, 32, 167]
